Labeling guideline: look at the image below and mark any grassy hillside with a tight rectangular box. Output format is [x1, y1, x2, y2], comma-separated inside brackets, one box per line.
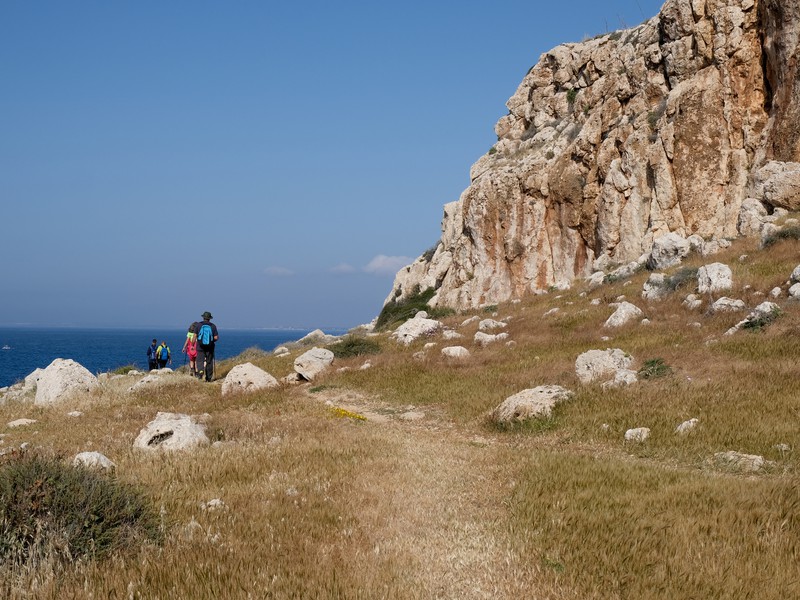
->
[2, 234, 800, 599]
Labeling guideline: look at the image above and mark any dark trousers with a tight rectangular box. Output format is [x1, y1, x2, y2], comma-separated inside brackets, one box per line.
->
[148, 359, 157, 371]
[198, 346, 215, 381]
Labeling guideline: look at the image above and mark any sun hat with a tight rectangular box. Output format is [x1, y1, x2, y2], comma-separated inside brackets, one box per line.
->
[202, 311, 213, 319]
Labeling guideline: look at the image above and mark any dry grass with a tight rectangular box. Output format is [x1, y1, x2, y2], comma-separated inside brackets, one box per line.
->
[2, 235, 800, 598]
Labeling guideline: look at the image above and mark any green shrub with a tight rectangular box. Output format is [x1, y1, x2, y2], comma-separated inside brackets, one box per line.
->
[664, 267, 699, 292]
[566, 88, 578, 105]
[761, 225, 800, 248]
[376, 287, 441, 331]
[328, 336, 382, 358]
[0, 451, 162, 569]
[111, 365, 137, 375]
[742, 307, 782, 331]
[638, 358, 673, 379]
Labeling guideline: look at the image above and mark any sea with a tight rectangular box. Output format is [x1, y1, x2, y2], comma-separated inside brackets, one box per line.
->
[0, 327, 347, 388]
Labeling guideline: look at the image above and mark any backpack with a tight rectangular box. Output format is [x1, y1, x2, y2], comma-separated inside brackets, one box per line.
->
[198, 323, 213, 346]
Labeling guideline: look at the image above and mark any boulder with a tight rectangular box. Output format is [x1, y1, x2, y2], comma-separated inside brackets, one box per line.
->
[710, 297, 746, 313]
[296, 329, 338, 346]
[754, 161, 800, 211]
[647, 233, 690, 270]
[790, 283, 800, 298]
[792, 265, 800, 283]
[7, 418, 36, 428]
[293, 347, 334, 381]
[738, 199, 768, 236]
[624, 427, 650, 442]
[128, 373, 169, 393]
[725, 301, 781, 335]
[604, 302, 644, 328]
[442, 329, 463, 340]
[675, 418, 699, 435]
[478, 319, 506, 331]
[474, 331, 510, 346]
[683, 294, 702, 310]
[441, 346, 470, 359]
[491, 385, 573, 423]
[392, 317, 442, 346]
[273, 346, 290, 356]
[697, 263, 733, 294]
[713, 451, 768, 473]
[133, 412, 209, 451]
[575, 349, 633, 385]
[642, 273, 668, 301]
[34, 359, 98, 406]
[221, 363, 279, 396]
[73, 451, 116, 471]
[601, 369, 638, 389]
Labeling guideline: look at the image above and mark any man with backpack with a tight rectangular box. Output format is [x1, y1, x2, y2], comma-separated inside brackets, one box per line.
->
[156, 340, 171, 369]
[196, 311, 219, 382]
[147, 338, 158, 371]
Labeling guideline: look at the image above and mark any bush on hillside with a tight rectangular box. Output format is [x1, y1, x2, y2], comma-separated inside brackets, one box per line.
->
[375, 287, 454, 330]
[0, 450, 162, 570]
[328, 336, 382, 358]
[761, 225, 800, 248]
[111, 365, 137, 375]
[638, 358, 673, 379]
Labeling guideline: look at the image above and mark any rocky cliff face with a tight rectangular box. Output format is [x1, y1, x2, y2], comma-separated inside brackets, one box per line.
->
[387, 0, 800, 310]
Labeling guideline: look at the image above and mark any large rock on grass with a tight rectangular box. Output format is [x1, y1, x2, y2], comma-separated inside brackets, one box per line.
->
[222, 363, 279, 395]
[491, 385, 573, 423]
[575, 349, 633, 385]
[35, 359, 98, 406]
[134, 412, 209, 451]
[391, 316, 442, 346]
[294, 347, 334, 381]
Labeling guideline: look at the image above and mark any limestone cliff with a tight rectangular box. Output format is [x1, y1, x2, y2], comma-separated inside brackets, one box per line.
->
[387, 0, 800, 310]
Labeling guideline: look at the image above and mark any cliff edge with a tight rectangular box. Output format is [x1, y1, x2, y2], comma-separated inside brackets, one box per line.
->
[387, 0, 800, 310]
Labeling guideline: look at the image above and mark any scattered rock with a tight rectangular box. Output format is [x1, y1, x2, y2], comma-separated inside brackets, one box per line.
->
[35, 359, 98, 406]
[710, 297, 746, 313]
[73, 451, 116, 471]
[442, 329, 463, 340]
[697, 263, 733, 295]
[294, 347, 335, 381]
[713, 450, 769, 473]
[221, 363, 279, 396]
[602, 369, 638, 389]
[491, 385, 573, 423]
[273, 346, 290, 356]
[478, 319, 506, 331]
[647, 233, 690, 270]
[624, 428, 650, 442]
[7, 418, 37, 428]
[642, 273, 668, 301]
[683, 294, 702, 310]
[441, 346, 470, 359]
[575, 349, 633, 385]
[675, 418, 699, 435]
[604, 301, 644, 328]
[392, 318, 442, 345]
[133, 412, 210, 451]
[474, 331, 510, 346]
[725, 301, 781, 335]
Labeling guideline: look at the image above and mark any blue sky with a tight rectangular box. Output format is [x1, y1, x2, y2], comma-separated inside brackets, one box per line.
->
[1, 0, 664, 329]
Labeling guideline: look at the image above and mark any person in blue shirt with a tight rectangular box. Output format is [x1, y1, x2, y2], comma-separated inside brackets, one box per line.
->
[147, 339, 158, 371]
[195, 312, 219, 381]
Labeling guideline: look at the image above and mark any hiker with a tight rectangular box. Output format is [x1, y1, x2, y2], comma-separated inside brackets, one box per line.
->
[196, 311, 219, 382]
[181, 321, 198, 376]
[147, 338, 158, 371]
[156, 340, 171, 369]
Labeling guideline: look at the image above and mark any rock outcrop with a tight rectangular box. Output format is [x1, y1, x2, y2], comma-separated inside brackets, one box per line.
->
[386, 0, 800, 311]
[35, 359, 98, 406]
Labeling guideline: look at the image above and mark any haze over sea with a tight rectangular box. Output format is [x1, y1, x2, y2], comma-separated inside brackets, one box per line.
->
[0, 327, 346, 388]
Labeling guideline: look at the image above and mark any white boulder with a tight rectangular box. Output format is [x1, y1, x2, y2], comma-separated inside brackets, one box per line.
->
[647, 232, 690, 270]
[133, 412, 209, 451]
[697, 263, 733, 294]
[790, 283, 800, 298]
[221, 363, 279, 396]
[575, 349, 633, 385]
[441, 346, 470, 359]
[7, 418, 37, 428]
[624, 427, 650, 442]
[710, 297, 746, 313]
[642, 273, 668, 301]
[478, 319, 506, 331]
[392, 317, 442, 345]
[675, 418, 699, 435]
[791, 265, 800, 283]
[474, 331, 510, 346]
[491, 385, 573, 423]
[713, 451, 768, 473]
[294, 347, 335, 381]
[73, 451, 116, 471]
[604, 302, 644, 328]
[34, 359, 98, 406]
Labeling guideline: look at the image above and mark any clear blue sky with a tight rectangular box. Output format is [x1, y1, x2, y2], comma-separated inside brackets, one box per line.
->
[1, 0, 664, 329]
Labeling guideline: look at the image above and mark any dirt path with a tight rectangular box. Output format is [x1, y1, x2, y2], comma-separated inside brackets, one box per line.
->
[308, 388, 536, 598]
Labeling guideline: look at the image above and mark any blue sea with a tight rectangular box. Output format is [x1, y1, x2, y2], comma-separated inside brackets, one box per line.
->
[0, 327, 347, 388]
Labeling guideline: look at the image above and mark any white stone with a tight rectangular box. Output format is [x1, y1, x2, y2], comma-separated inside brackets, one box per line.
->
[479, 319, 506, 331]
[587, 271, 606, 288]
[697, 263, 733, 294]
[737, 198, 767, 236]
[441, 346, 470, 359]
[442, 329, 463, 340]
[642, 273, 668, 301]
[460, 316, 479, 327]
[590, 298, 602, 306]
[710, 297, 746, 313]
[543, 307, 560, 317]
[391, 318, 442, 345]
[770, 287, 783, 298]
[133, 412, 210, 451]
[7, 418, 36, 428]
[491, 385, 573, 423]
[294, 347, 335, 381]
[273, 346, 290, 356]
[792, 265, 800, 283]
[474, 331, 510, 346]
[683, 294, 702, 310]
[648, 233, 691, 270]
[602, 369, 638, 389]
[296, 329, 337, 346]
[675, 418, 699, 435]
[713, 451, 767, 473]
[221, 363, 279, 396]
[359, 361, 372, 370]
[67, 411, 83, 417]
[35, 359, 98, 406]
[604, 302, 644, 328]
[790, 283, 800, 298]
[575, 349, 633, 385]
[624, 427, 650, 442]
[73, 451, 116, 471]
[424, 342, 437, 350]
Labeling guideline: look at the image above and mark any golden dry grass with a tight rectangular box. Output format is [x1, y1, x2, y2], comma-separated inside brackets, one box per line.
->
[2, 235, 800, 598]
